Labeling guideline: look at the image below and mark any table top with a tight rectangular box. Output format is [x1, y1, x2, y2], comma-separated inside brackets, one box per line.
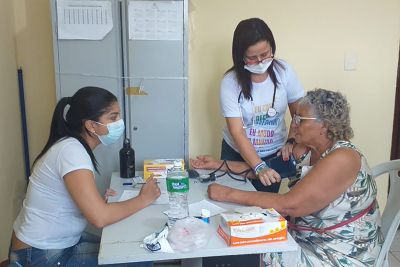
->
[98, 171, 298, 265]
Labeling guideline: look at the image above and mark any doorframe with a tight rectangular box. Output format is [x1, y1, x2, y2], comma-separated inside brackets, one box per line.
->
[391, 44, 400, 160]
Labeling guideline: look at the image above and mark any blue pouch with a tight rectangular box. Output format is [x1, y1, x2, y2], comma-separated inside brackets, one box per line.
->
[264, 155, 297, 178]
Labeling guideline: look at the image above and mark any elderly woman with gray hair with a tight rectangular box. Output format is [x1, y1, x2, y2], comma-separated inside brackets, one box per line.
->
[191, 88, 383, 266]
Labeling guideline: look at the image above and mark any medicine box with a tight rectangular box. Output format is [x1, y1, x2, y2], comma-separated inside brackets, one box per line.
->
[143, 159, 185, 180]
[217, 208, 287, 247]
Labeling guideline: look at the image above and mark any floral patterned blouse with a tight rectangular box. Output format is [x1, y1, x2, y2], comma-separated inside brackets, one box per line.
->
[264, 141, 383, 267]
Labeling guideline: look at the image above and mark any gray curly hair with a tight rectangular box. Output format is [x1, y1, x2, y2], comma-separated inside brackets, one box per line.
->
[298, 88, 354, 141]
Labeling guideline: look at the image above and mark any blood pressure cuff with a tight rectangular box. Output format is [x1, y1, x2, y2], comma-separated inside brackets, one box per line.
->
[263, 154, 297, 178]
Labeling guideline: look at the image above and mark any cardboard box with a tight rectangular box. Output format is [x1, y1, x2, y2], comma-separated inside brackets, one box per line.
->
[218, 208, 287, 247]
[143, 159, 185, 180]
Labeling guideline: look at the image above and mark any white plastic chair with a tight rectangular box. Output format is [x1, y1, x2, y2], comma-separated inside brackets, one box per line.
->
[372, 159, 400, 267]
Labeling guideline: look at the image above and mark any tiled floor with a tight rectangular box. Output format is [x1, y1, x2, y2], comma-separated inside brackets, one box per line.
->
[154, 230, 400, 267]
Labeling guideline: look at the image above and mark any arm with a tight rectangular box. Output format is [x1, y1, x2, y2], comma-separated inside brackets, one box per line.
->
[190, 155, 256, 179]
[279, 62, 304, 160]
[287, 100, 299, 138]
[219, 75, 267, 175]
[208, 147, 360, 217]
[219, 75, 279, 185]
[280, 100, 300, 160]
[226, 117, 280, 185]
[226, 117, 262, 168]
[64, 170, 160, 228]
[190, 145, 309, 181]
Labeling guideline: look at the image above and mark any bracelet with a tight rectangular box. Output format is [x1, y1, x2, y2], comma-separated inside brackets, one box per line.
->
[286, 137, 296, 145]
[254, 161, 268, 176]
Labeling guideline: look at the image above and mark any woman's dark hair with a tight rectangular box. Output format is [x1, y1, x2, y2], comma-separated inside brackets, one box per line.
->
[33, 86, 118, 172]
[227, 18, 284, 100]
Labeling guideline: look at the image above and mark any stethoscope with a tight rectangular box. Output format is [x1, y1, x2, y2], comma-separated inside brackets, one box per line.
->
[237, 85, 277, 128]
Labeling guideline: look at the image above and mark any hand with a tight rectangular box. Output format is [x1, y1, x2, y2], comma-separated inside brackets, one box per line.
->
[190, 155, 220, 170]
[207, 183, 232, 202]
[257, 168, 281, 186]
[279, 142, 294, 161]
[138, 177, 161, 206]
[104, 188, 117, 202]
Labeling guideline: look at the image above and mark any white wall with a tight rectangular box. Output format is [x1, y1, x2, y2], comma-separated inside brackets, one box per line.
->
[13, 0, 56, 161]
[0, 0, 26, 261]
[188, 0, 400, 209]
[0, 0, 55, 260]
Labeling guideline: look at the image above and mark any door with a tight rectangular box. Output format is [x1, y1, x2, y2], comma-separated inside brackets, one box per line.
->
[391, 44, 400, 160]
[125, 0, 188, 170]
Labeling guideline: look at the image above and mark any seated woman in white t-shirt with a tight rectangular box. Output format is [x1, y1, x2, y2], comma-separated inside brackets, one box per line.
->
[9, 86, 160, 267]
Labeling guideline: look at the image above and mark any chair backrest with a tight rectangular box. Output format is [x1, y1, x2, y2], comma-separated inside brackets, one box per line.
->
[372, 159, 400, 267]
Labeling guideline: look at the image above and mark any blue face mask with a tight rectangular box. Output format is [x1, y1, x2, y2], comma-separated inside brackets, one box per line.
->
[94, 119, 125, 146]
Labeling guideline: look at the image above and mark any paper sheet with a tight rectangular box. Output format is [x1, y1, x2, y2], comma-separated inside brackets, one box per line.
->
[188, 200, 227, 217]
[57, 0, 113, 40]
[119, 189, 169, 205]
[128, 1, 183, 40]
[163, 200, 226, 217]
[234, 206, 264, 214]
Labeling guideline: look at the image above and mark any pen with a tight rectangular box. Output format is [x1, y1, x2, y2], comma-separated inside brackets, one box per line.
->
[123, 181, 160, 186]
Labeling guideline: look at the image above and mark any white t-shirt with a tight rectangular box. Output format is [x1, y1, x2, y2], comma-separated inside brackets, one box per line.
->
[13, 137, 94, 249]
[220, 59, 304, 158]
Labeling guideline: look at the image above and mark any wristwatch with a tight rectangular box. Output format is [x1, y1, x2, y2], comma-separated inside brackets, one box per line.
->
[286, 137, 296, 145]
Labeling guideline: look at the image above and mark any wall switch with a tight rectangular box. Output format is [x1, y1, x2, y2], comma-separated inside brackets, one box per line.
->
[344, 53, 357, 71]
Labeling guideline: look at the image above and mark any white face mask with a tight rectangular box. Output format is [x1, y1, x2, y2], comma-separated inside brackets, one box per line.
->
[244, 59, 273, 74]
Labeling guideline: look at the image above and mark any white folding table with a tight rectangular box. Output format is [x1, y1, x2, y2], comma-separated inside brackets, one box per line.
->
[99, 171, 298, 266]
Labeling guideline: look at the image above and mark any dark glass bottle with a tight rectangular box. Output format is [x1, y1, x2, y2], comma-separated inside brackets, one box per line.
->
[120, 138, 135, 178]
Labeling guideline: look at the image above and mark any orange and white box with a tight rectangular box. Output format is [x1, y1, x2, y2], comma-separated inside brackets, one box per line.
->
[143, 159, 185, 180]
[218, 208, 287, 247]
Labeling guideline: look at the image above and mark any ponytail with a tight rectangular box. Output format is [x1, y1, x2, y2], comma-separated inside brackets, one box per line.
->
[33, 97, 71, 168]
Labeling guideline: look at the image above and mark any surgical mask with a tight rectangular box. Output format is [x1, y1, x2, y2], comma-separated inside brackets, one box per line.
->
[94, 119, 125, 146]
[244, 59, 273, 74]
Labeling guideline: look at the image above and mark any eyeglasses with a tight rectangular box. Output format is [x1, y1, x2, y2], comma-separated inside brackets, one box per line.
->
[293, 114, 317, 125]
[244, 50, 273, 64]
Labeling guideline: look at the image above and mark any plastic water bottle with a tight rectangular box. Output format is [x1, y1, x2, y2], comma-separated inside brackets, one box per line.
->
[166, 170, 189, 228]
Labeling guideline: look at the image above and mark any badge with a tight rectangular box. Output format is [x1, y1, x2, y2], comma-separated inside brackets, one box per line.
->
[267, 107, 277, 117]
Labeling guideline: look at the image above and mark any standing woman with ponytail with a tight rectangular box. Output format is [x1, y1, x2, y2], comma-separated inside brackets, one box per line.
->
[9, 87, 159, 267]
[220, 18, 304, 192]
